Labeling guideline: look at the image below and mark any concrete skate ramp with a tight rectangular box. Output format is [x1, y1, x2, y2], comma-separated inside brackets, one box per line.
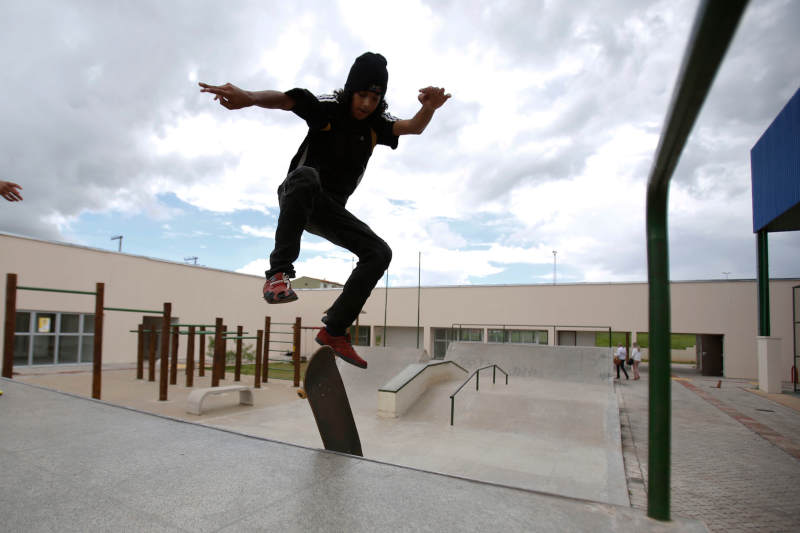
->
[0, 378, 706, 532]
[446, 342, 612, 384]
[337, 346, 428, 412]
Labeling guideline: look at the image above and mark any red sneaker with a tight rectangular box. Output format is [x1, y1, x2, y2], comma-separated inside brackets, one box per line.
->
[263, 273, 298, 304]
[316, 328, 367, 369]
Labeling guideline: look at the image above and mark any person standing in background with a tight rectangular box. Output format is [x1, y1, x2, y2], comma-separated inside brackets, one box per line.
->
[631, 342, 642, 380]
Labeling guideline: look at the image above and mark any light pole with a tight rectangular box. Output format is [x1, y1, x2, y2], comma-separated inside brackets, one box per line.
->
[722, 271, 731, 280]
[185, 256, 198, 265]
[111, 235, 122, 252]
[417, 251, 421, 349]
[552, 250, 557, 285]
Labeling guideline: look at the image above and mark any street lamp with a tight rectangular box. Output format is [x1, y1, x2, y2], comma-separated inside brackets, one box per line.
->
[722, 271, 731, 279]
[111, 235, 122, 252]
[552, 250, 557, 285]
[185, 256, 198, 265]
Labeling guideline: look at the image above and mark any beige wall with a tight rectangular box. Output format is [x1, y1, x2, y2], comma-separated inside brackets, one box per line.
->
[1, 233, 797, 379]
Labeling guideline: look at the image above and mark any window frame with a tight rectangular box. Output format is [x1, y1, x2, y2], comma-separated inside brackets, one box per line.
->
[14, 310, 95, 366]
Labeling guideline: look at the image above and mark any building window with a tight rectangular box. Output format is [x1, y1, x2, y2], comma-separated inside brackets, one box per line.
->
[348, 325, 370, 346]
[432, 327, 483, 359]
[455, 328, 483, 342]
[488, 329, 548, 345]
[13, 311, 96, 366]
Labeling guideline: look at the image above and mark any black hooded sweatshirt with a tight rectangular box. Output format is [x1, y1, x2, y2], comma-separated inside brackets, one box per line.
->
[284, 88, 399, 206]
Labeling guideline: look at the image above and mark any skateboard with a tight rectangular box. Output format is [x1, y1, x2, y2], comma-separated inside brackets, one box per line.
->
[297, 345, 363, 457]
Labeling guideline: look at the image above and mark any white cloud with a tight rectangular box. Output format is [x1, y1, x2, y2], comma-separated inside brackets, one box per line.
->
[1, 0, 798, 287]
[241, 225, 275, 239]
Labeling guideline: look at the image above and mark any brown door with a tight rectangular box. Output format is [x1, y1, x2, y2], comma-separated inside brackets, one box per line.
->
[697, 334, 723, 376]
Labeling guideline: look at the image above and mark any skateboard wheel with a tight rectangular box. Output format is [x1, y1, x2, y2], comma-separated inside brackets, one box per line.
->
[297, 388, 307, 399]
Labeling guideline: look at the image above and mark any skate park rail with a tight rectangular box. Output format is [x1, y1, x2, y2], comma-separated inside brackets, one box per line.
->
[449, 364, 509, 426]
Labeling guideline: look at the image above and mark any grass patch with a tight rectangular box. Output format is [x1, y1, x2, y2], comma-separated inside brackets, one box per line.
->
[594, 331, 630, 347]
[635, 333, 696, 350]
[595, 331, 696, 349]
[224, 361, 308, 381]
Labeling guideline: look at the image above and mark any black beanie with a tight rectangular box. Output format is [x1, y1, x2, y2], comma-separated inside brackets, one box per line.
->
[344, 52, 388, 97]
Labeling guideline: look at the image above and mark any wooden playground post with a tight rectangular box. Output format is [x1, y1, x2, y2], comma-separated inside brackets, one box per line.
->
[136, 324, 144, 380]
[262, 316, 271, 383]
[148, 328, 157, 382]
[3, 273, 17, 379]
[293, 316, 301, 387]
[186, 325, 195, 388]
[234, 325, 243, 381]
[198, 326, 206, 377]
[92, 282, 104, 400]
[212, 318, 223, 387]
[254, 329, 263, 389]
[169, 325, 179, 385]
[220, 325, 228, 380]
[158, 303, 171, 401]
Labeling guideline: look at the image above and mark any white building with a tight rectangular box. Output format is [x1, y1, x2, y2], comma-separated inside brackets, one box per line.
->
[1, 232, 797, 380]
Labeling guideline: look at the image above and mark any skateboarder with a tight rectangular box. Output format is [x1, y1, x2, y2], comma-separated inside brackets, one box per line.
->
[200, 52, 450, 369]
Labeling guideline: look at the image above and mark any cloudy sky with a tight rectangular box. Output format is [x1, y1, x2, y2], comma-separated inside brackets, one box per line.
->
[1, 0, 798, 287]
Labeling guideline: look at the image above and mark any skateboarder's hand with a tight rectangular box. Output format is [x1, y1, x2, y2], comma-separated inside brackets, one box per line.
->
[199, 82, 254, 110]
[417, 87, 451, 110]
[0, 181, 22, 202]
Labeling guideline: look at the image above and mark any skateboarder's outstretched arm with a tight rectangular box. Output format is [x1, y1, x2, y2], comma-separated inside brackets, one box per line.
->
[199, 82, 295, 111]
[392, 86, 451, 136]
[1, 180, 23, 202]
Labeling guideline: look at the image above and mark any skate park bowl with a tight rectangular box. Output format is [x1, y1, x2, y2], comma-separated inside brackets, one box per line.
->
[148, 341, 627, 505]
[331, 342, 627, 505]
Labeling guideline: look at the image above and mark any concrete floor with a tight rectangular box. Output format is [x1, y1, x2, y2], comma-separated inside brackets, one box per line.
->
[0, 376, 706, 532]
[1, 344, 716, 530]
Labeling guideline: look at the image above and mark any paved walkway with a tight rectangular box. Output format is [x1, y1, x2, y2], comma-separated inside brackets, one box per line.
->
[617, 365, 800, 533]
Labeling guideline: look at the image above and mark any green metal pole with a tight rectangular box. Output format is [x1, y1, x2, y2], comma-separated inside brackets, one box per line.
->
[756, 230, 770, 336]
[17, 286, 96, 296]
[643, 0, 748, 521]
[646, 172, 672, 522]
[104, 306, 164, 314]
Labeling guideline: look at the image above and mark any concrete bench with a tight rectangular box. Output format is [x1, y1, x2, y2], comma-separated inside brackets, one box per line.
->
[186, 385, 254, 415]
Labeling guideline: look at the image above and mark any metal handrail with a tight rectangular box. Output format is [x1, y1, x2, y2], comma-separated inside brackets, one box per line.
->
[449, 364, 509, 426]
[379, 360, 468, 394]
[643, 0, 748, 521]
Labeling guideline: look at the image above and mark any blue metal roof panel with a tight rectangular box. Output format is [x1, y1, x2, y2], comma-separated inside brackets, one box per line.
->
[751, 87, 800, 233]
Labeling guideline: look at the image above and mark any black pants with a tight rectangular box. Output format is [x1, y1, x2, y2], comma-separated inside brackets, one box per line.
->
[616, 360, 629, 379]
[266, 166, 392, 334]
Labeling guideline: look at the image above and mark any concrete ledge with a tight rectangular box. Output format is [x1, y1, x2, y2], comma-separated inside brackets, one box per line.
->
[186, 385, 253, 415]
[378, 361, 467, 418]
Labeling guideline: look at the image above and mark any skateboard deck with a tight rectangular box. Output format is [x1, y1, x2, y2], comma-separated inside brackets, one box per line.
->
[297, 345, 363, 457]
